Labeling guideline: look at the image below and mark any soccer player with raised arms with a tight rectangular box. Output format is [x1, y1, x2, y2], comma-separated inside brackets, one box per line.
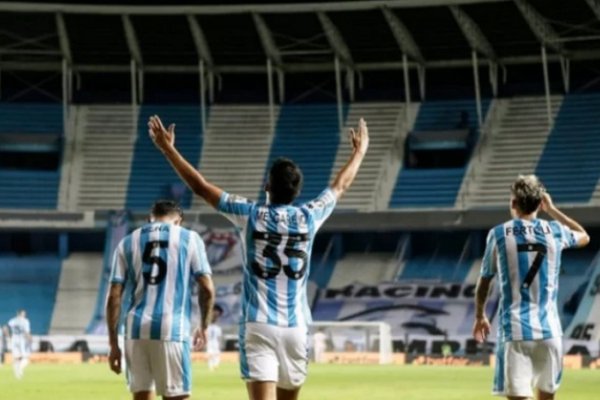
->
[149, 115, 368, 400]
[473, 175, 590, 400]
[106, 200, 215, 400]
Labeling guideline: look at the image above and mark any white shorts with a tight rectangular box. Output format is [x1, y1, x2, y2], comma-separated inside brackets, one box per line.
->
[11, 337, 30, 359]
[239, 323, 308, 390]
[125, 339, 191, 397]
[206, 341, 221, 355]
[493, 338, 562, 398]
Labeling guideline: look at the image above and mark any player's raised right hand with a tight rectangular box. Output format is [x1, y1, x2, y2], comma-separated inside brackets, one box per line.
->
[108, 346, 122, 375]
[540, 192, 555, 213]
[349, 118, 369, 156]
[148, 115, 176, 152]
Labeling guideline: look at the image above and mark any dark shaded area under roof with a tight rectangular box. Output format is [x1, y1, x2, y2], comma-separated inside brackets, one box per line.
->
[328, 10, 401, 63]
[1, 0, 600, 103]
[64, 14, 129, 64]
[395, 7, 471, 60]
[461, 2, 540, 58]
[131, 15, 197, 65]
[196, 14, 265, 65]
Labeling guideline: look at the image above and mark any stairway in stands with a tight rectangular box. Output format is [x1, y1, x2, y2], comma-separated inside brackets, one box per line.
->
[463, 96, 562, 208]
[70, 105, 137, 210]
[331, 103, 403, 210]
[50, 253, 103, 334]
[192, 105, 276, 210]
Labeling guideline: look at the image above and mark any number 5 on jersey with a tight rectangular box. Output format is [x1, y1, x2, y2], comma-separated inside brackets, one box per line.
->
[142, 240, 169, 285]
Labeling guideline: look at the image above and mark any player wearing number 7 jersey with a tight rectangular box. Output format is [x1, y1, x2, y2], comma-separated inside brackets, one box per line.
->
[148, 115, 368, 400]
[473, 175, 589, 400]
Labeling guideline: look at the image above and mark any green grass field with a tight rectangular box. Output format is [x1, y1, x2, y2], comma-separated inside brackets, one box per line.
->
[1, 362, 598, 399]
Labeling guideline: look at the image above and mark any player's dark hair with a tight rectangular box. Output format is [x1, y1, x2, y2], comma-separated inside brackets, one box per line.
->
[151, 200, 184, 219]
[268, 158, 303, 204]
[213, 304, 223, 314]
[511, 175, 545, 215]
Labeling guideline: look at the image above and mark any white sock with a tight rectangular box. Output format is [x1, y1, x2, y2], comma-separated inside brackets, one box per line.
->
[13, 361, 22, 379]
[20, 358, 29, 375]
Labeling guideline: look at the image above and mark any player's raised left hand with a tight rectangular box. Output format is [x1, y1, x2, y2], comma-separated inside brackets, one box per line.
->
[540, 191, 555, 213]
[472, 316, 491, 343]
[108, 345, 122, 374]
[148, 115, 175, 152]
[193, 328, 207, 351]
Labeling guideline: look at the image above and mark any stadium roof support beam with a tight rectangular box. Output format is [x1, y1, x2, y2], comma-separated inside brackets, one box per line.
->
[55, 12, 73, 107]
[449, 5, 499, 97]
[381, 7, 424, 64]
[317, 12, 353, 66]
[252, 12, 285, 102]
[381, 6, 425, 103]
[121, 15, 143, 66]
[122, 14, 143, 104]
[514, 0, 565, 120]
[449, 6, 496, 60]
[317, 11, 356, 101]
[252, 13, 283, 67]
[0, 1, 512, 15]
[513, 0, 563, 54]
[585, 0, 600, 21]
[5, 48, 600, 74]
[187, 15, 214, 67]
[55, 13, 72, 64]
[187, 15, 215, 115]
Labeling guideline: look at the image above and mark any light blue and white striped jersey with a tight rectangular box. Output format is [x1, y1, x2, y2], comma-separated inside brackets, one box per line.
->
[217, 188, 337, 328]
[110, 223, 212, 342]
[8, 316, 30, 337]
[481, 218, 584, 342]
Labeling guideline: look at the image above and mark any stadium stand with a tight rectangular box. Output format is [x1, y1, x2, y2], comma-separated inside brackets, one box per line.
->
[193, 104, 277, 209]
[536, 93, 600, 203]
[398, 233, 474, 282]
[0, 170, 61, 209]
[389, 99, 490, 208]
[0, 256, 61, 334]
[330, 102, 403, 210]
[126, 105, 204, 210]
[461, 96, 562, 208]
[70, 105, 137, 211]
[0, 103, 62, 209]
[49, 253, 103, 334]
[261, 104, 347, 204]
[328, 252, 401, 287]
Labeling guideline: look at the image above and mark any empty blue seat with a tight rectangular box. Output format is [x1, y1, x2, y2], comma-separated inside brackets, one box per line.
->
[0, 256, 62, 334]
[126, 105, 204, 210]
[261, 104, 347, 204]
[536, 93, 600, 203]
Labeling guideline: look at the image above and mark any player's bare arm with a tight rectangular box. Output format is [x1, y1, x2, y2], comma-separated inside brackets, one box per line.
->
[106, 283, 124, 374]
[193, 275, 215, 351]
[541, 192, 590, 247]
[473, 275, 493, 343]
[148, 115, 223, 208]
[330, 118, 369, 199]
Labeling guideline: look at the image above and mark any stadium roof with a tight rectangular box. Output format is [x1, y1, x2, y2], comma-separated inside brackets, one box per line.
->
[1, 0, 600, 74]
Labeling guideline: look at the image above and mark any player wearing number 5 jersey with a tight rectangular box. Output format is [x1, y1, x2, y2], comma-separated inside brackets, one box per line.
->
[473, 175, 589, 400]
[149, 115, 369, 400]
[106, 201, 215, 400]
